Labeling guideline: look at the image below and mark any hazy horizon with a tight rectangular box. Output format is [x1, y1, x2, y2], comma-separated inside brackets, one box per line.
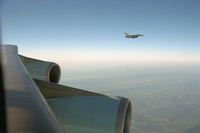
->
[59, 64, 200, 133]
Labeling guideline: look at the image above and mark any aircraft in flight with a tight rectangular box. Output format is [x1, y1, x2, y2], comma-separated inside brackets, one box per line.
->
[124, 32, 143, 39]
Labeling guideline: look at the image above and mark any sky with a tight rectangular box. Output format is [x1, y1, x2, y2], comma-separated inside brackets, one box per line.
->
[1, 0, 200, 67]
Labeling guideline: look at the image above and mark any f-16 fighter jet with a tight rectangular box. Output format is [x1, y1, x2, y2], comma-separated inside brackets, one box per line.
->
[124, 32, 143, 39]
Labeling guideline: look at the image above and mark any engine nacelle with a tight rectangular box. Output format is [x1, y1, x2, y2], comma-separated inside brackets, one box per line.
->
[47, 96, 132, 133]
[34, 79, 132, 133]
[19, 55, 61, 83]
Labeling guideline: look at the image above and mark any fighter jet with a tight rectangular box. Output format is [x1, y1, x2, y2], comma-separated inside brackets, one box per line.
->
[124, 32, 143, 39]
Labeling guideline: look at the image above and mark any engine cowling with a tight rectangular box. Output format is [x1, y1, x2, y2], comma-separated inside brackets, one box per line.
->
[47, 96, 131, 133]
[34, 79, 132, 133]
[19, 55, 61, 83]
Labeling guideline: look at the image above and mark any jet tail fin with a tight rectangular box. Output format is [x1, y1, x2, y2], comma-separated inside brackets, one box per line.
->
[124, 32, 129, 36]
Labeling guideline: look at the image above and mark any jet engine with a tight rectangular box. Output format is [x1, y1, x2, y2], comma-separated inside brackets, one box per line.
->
[47, 96, 132, 133]
[20, 54, 132, 133]
[19, 55, 61, 83]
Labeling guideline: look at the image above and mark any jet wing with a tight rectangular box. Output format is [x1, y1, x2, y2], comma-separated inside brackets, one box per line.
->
[2, 45, 132, 133]
[2, 45, 66, 133]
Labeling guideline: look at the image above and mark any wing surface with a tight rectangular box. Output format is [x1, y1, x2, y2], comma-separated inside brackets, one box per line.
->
[2, 45, 66, 133]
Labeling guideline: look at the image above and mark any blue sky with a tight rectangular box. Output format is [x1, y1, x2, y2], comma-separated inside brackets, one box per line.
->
[1, 0, 200, 66]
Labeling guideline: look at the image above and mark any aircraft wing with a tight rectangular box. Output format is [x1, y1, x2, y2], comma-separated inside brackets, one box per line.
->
[2, 45, 132, 133]
[2, 45, 66, 133]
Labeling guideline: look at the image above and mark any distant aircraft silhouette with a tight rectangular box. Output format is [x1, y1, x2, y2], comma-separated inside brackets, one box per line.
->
[124, 32, 143, 39]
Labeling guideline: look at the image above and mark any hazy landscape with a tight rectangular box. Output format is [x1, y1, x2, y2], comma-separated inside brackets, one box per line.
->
[60, 63, 200, 133]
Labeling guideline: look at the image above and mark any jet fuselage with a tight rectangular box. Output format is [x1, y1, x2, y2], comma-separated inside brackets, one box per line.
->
[124, 32, 143, 39]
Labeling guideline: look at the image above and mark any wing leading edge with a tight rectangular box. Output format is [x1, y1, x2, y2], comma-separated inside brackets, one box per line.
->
[2, 45, 66, 133]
